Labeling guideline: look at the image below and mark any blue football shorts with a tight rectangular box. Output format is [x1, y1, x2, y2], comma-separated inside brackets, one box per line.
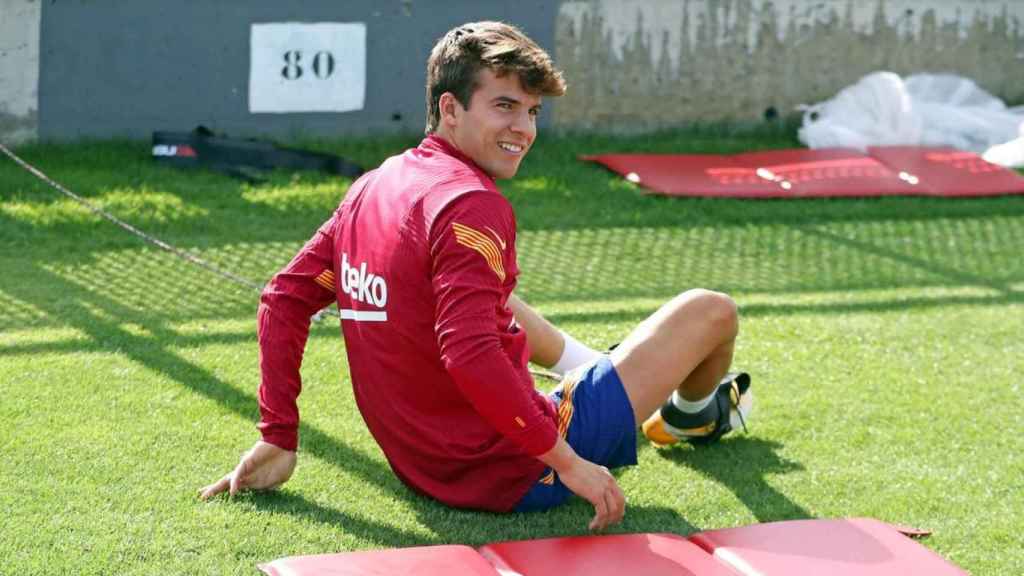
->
[513, 356, 638, 512]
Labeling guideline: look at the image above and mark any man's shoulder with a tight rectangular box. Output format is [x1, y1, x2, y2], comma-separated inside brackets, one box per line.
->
[429, 178, 505, 205]
[427, 185, 512, 227]
[410, 138, 500, 196]
[364, 141, 512, 232]
[421, 161, 499, 201]
[415, 154, 507, 220]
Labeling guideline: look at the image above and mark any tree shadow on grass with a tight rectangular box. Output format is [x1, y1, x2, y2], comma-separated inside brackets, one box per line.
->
[242, 489, 701, 558]
[241, 491, 440, 549]
[0, 325, 257, 358]
[651, 437, 812, 523]
[0, 219, 1001, 547]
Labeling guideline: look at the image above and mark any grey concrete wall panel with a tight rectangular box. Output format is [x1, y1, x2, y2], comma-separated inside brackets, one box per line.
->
[0, 0, 42, 144]
[33, 0, 1024, 140]
[554, 0, 1024, 132]
[38, 1, 558, 141]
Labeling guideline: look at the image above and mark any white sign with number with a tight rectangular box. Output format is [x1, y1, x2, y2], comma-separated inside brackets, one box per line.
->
[249, 22, 366, 113]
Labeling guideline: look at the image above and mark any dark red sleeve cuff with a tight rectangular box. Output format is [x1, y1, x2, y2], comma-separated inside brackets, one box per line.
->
[257, 422, 298, 452]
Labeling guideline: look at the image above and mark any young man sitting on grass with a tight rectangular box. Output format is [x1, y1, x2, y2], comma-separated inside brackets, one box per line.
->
[200, 21, 752, 531]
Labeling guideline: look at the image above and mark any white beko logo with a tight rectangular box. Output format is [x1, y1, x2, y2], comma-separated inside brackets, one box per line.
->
[340, 252, 387, 321]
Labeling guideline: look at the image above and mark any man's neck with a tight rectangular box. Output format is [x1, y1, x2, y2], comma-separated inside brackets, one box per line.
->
[431, 128, 458, 152]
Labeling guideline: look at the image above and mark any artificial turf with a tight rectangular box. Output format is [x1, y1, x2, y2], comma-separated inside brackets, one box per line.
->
[1, 130, 1022, 575]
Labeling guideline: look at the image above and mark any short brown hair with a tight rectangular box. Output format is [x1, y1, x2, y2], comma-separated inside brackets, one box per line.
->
[424, 21, 566, 134]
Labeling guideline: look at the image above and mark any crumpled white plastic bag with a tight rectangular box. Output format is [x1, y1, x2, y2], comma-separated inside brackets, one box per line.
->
[799, 72, 1024, 167]
[981, 123, 1024, 168]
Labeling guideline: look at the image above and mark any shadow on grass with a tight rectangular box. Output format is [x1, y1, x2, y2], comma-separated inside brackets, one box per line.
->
[0, 254, 752, 550]
[0, 238, 300, 332]
[0, 254, 707, 548]
[652, 437, 812, 523]
[0, 328, 255, 358]
[3, 141, 1022, 550]
[0, 258, 446, 545]
[247, 492, 703, 548]
[242, 491, 438, 548]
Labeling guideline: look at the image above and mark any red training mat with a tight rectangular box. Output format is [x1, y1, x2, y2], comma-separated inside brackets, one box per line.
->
[690, 517, 968, 576]
[258, 545, 502, 576]
[257, 518, 967, 575]
[582, 146, 1024, 198]
[479, 533, 738, 576]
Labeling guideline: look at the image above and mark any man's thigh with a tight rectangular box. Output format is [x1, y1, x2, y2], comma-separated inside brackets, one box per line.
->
[609, 289, 737, 423]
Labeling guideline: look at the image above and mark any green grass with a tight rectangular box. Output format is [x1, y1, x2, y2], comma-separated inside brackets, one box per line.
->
[2, 131, 1023, 575]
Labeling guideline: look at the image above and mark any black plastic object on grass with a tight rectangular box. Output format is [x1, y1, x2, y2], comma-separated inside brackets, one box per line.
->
[152, 126, 364, 183]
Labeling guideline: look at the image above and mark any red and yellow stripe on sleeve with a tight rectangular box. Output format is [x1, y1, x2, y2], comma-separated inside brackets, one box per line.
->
[452, 222, 506, 282]
[313, 269, 335, 292]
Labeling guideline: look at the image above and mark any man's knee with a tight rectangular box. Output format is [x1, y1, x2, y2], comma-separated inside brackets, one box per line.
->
[677, 288, 738, 341]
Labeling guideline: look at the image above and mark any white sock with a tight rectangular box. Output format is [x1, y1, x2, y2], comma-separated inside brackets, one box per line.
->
[671, 389, 715, 413]
[550, 331, 603, 376]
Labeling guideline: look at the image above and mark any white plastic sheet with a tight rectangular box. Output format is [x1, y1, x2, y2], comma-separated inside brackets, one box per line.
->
[799, 72, 1024, 168]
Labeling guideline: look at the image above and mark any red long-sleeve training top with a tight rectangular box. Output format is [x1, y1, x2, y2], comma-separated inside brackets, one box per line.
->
[256, 135, 558, 512]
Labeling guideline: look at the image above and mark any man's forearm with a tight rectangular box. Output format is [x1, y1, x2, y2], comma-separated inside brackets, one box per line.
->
[254, 217, 338, 449]
[536, 435, 582, 472]
[255, 298, 310, 451]
[445, 343, 559, 457]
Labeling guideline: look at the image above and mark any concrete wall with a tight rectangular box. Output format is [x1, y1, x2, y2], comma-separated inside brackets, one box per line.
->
[554, 0, 1024, 131]
[0, 0, 41, 144]
[2, 0, 1021, 142]
[34, 1, 557, 141]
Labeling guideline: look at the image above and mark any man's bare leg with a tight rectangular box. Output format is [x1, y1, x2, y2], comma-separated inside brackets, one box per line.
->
[507, 294, 565, 367]
[509, 293, 606, 377]
[609, 289, 739, 426]
[510, 289, 747, 443]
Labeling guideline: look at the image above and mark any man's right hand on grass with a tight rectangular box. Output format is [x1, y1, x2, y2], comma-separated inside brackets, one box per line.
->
[539, 437, 626, 531]
[557, 456, 626, 531]
[198, 440, 296, 500]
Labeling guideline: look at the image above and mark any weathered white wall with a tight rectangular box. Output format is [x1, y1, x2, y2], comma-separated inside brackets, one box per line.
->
[0, 0, 41, 144]
[554, 0, 1024, 131]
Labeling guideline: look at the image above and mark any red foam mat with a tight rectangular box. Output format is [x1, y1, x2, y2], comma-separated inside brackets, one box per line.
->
[258, 518, 967, 575]
[690, 518, 968, 576]
[582, 146, 1024, 198]
[479, 533, 737, 576]
[258, 545, 501, 576]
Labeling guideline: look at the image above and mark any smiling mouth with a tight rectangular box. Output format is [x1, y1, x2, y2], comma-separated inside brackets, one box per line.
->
[498, 142, 524, 154]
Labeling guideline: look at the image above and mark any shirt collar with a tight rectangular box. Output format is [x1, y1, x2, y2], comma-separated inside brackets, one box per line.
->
[420, 134, 495, 181]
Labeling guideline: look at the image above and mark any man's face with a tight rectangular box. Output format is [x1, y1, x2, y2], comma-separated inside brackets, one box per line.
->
[445, 69, 541, 180]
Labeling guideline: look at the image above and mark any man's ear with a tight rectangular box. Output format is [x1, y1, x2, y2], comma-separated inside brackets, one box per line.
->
[439, 92, 462, 128]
